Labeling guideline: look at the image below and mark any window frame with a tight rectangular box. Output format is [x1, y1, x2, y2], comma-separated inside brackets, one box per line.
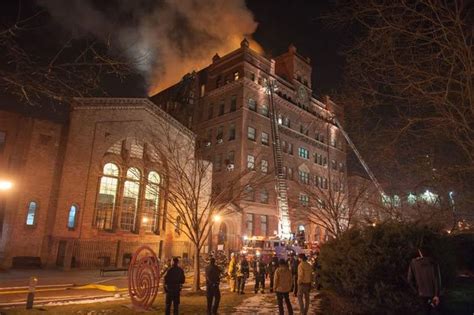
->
[25, 200, 39, 227]
[67, 203, 79, 230]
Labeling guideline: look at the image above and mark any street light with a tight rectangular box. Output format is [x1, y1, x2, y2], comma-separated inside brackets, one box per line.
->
[212, 214, 221, 223]
[0, 180, 13, 191]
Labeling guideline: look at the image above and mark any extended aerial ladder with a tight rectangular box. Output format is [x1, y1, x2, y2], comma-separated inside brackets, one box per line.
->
[266, 80, 292, 239]
[265, 79, 387, 239]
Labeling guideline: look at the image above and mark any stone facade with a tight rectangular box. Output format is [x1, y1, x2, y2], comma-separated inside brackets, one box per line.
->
[0, 98, 196, 269]
[150, 40, 347, 248]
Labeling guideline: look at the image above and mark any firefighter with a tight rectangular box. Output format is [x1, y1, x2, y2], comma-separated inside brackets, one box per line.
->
[236, 255, 250, 294]
[252, 256, 267, 293]
[227, 252, 237, 292]
[267, 254, 279, 293]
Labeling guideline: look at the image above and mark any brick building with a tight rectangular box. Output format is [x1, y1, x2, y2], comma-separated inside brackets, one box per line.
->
[151, 40, 347, 250]
[0, 98, 197, 269]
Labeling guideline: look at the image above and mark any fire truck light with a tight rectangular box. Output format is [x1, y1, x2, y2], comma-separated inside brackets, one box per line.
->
[0, 180, 13, 191]
[256, 250, 261, 256]
[243, 235, 248, 240]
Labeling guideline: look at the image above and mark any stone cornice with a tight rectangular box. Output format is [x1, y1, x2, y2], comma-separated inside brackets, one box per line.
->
[72, 97, 195, 139]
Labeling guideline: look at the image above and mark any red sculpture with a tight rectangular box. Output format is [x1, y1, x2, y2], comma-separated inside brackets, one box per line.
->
[128, 245, 160, 310]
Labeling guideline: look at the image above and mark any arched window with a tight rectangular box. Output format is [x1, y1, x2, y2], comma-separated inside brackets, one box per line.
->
[67, 204, 78, 229]
[142, 171, 161, 233]
[120, 167, 141, 231]
[96, 163, 119, 230]
[25, 201, 37, 226]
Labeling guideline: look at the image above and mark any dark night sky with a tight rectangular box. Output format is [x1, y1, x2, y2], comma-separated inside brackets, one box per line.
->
[1, 0, 346, 99]
[247, 0, 345, 97]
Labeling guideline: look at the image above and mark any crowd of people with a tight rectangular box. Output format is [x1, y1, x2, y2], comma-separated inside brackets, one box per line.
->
[162, 247, 442, 315]
[163, 251, 321, 315]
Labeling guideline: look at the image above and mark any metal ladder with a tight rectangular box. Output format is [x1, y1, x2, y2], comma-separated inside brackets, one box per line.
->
[266, 80, 292, 239]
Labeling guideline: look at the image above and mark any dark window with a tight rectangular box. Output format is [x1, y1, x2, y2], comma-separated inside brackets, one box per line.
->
[260, 215, 268, 235]
[208, 104, 214, 120]
[214, 154, 222, 171]
[0, 131, 5, 153]
[299, 171, 310, 184]
[248, 98, 257, 111]
[246, 213, 254, 235]
[230, 95, 237, 112]
[260, 190, 269, 204]
[219, 102, 225, 116]
[244, 187, 255, 202]
[261, 104, 269, 117]
[299, 194, 309, 206]
[216, 126, 224, 143]
[247, 155, 255, 170]
[228, 124, 236, 141]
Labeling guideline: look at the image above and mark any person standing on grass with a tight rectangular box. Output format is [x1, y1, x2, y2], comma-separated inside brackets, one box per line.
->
[408, 246, 442, 315]
[297, 253, 312, 315]
[252, 256, 267, 293]
[274, 258, 293, 315]
[164, 257, 185, 315]
[206, 257, 221, 315]
[228, 252, 237, 293]
[267, 255, 279, 293]
[236, 255, 250, 294]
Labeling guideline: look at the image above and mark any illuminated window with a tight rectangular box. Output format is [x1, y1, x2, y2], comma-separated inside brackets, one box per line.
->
[247, 127, 256, 141]
[120, 167, 141, 232]
[200, 84, 205, 97]
[261, 159, 268, 173]
[143, 171, 160, 233]
[233, 71, 239, 81]
[298, 147, 309, 159]
[96, 163, 119, 231]
[248, 98, 257, 111]
[247, 154, 255, 170]
[407, 193, 417, 205]
[278, 115, 283, 125]
[261, 132, 269, 145]
[67, 204, 78, 229]
[25, 201, 37, 226]
[299, 171, 310, 184]
[299, 193, 309, 206]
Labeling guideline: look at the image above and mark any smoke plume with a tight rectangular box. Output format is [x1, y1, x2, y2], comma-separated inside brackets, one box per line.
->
[38, 0, 261, 95]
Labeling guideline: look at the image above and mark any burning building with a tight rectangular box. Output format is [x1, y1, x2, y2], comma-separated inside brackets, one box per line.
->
[150, 40, 347, 251]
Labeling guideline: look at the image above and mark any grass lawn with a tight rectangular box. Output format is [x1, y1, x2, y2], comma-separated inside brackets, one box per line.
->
[3, 291, 249, 315]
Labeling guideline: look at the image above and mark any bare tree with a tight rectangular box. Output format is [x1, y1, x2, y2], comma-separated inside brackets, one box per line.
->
[327, 0, 473, 210]
[291, 173, 375, 238]
[0, 6, 133, 106]
[145, 119, 271, 291]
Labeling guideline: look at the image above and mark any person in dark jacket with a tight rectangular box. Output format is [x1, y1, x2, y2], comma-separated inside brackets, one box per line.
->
[205, 257, 221, 315]
[236, 255, 250, 294]
[164, 257, 185, 315]
[408, 246, 442, 315]
[288, 254, 299, 296]
[267, 255, 279, 293]
[252, 256, 267, 293]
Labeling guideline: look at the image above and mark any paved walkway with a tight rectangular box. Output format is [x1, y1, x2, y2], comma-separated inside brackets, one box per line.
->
[234, 290, 322, 314]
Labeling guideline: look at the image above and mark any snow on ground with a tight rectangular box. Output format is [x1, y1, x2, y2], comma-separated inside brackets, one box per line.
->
[233, 291, 322, 314]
